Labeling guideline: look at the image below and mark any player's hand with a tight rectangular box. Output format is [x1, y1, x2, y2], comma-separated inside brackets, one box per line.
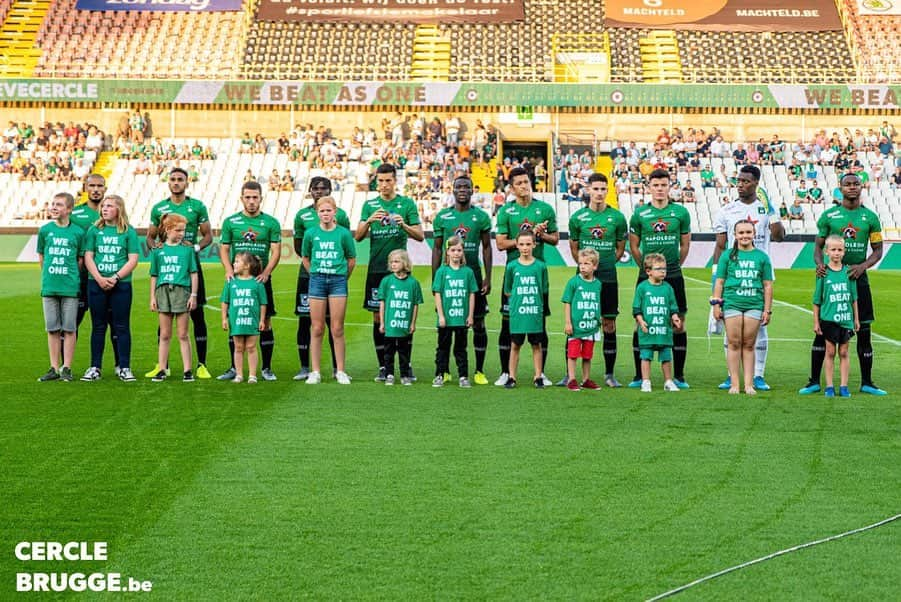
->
[854, 319, 860, 332]
[369, 209, 387, 224]
[847, 264, 865, 279]
[187, 297, 196, 311]
[813, 321, 822, 335]
[379, 324, 385, 334]
[224, 270, 235, 282]
[480, 281, 491, 296]
[815, 263, 827, 278]
[150, 298, 157, 312]
[564, 324, 573, 336]
[222, 318, 229, 330]
[392, 214, 406, 227]
[256, 272, 269, 283]
[465, 317, 473, 328]
[259, 321, 265, 331]
[438, 317, 446, 328]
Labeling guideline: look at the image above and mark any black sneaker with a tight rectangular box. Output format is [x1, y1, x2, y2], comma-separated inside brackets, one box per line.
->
[151, 370, 168, 382]
[504, 378, 517, 389]
[38, 367, 60, 382]
[59, 367, 73, 382]
[533, 377, 545, 389]
[374, 366, 387, 382]
[183, 370, 195, 382]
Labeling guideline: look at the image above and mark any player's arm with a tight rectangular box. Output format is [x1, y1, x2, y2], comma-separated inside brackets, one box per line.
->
[678, 233, 691, 266]
[614, 239, 626, 262]
[219, 242, 233, 280]
[712, 232, 727, 265]
[813, 236, 826, 276]
[431, 234, 444, 279]
[145, 223, 160, 249]
[402, 221, 425, 242]
[495, 233, 515, 252]
[568, 239, 580, 263]
[628, 232, 642, 269]
[197, 221, 212, 251]
[480, 229, 492, 295]
[293, 233, 304, 257]
[853, 240, 883, 278]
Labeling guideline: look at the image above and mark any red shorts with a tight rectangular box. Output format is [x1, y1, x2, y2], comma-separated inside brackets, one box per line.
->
[567, 338, 595, 360]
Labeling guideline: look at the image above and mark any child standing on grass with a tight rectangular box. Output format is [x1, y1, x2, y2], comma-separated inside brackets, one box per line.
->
[562, 248, 603, 391]
[503, 231, 549, 389]
[712, 220, 774, 395]
[220, 252, 268, 384]
[632, 252, 682, 393]
[813, 235, 859, 398]
[36, 192, 83, 382]
[379, 249, 423, 385]
[432, 236, 477, 388]
[301, 195, 355, 385]
[149, 213, 198, 382]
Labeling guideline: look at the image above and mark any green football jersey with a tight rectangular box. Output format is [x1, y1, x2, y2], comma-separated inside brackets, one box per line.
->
[495, 199, 558, 262]
[561, 274, 602, 339]
[359, 195, 421, 274]
[83, 225, 140, 281]
[629, 202, 691, 274]
[220, 211, 282, 265]
[813, 266, 858, 330]
[37, 221, 83, 297]
[503, 258, 549, 334]
[150, 243, 198, 288]
[816, 204, 882, 266]
[568, 204, 627, 282]
[301, 225, 356, 276]
[221, 277, 268, 336]
[632, 279, 679, 348]
[432, 264, 478, 327]
[378, 273, 424, 337]
[715, 248, 773, 312]
[149, 197, 209, 244]
[432, 205, 492, 272]
[69, 203, 99, 232]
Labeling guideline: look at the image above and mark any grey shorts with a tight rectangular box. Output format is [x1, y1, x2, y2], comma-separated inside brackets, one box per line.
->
[43, 296, 78, 332]
[723, 308, 763, 321]
[156, 284, 191, 314]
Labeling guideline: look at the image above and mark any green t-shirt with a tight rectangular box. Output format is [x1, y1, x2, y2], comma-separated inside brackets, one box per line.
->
[432, 264, 478, 327]
[359, 195, 421, 274]
[150, 243, 198, 289]
[495, 199, 558, 262]
[632, 279, 679, 348]
[301, 225, 356, 276]
[432, 205, 492, 273]
[149, 197, 209, 244]
[220, 277, 268, 336]
[568, 204, 627, 282]
[69, 203, 99, 231]
[561, 274, 602, 339]
[816, 204, 882, 266]
[37, 221, 83, 297]
[629, 202, 691, 274]
[715, 248, 773, 312]
[378, 273, 424, 337]
[84, 224, 140, 281]
[813, 266, 858, 330]
[220, 211, 283, 265]
[503, 258, 549, 334]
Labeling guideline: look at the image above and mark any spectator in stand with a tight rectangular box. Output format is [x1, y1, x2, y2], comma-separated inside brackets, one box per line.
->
[795, 180, 809, 202]
[682, 181, 696, 203]
[668, 182, 682, 203]
[892, 166, 901, 189]
[879, 120, 896, 141]
[281, 171, 295, 192]
[808, 181, 824, 203]
[85, 126, 103, 152]
[787, 159, 802, 181]
[700, 164, 715, 188]
[779, 202, 788, 219]
[788, 199, 804, 221]
[133, 155, 152, 175]
[732, 143, 747, 163]
[444, 113, 461, 146]
[877, 136, 894, 158]
[277, 132, 290, 153]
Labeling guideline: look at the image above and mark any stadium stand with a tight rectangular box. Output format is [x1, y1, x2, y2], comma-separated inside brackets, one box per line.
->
[840, 0, 901, 82]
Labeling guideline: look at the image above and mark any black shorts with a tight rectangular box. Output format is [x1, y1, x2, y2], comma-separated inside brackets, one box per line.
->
[500, 292, 551, 317]
[511, 331, 543, 346]
[195, 260, 207, 306]
[472, 272, 489, 319]
[820, 320, 855, 345]
[601, 280, 619, 318]
[364, 270, 388, 312]
[264, 278, 276, 317]
[636, 272, 687, 314]
[855, 272, 874, 324]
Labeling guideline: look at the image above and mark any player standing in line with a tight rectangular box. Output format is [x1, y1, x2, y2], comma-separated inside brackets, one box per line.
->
[628, 168, 691, 388]
[355, 163, 424, 381]
[800, 173, 886, 395]
[494, 166, 558, 387]
[146, 167, 213, 378]
[432, 236, 478, 388]
[430, 175, 492, 384]
[711, 165, 784, 390]
[566, 172, 627, 387]
[293, 176, 350, 380]
[217, 181, 282, 381]
[36, 192, 83, 382]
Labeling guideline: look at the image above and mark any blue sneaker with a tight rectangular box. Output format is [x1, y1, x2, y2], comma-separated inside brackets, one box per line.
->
[824, 386, 835, 398]
[718, 376, 731, 390]
[674, 378, 690, 390]
[839, 386, 851, 398]
[627, 378, 642, 389]
[798, 381, 821, 395]
[860, 384, 888, 396]
[753, 376, 771, 391]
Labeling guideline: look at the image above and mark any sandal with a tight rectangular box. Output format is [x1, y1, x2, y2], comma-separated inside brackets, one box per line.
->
[233, 376, 244, 383]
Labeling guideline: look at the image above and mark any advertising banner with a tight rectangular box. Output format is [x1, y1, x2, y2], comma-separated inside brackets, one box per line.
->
[74, 0, 244, 11]
[605, 0, 842, 31]
[856, 0, 901, 15]
[256, 0, 524, 23]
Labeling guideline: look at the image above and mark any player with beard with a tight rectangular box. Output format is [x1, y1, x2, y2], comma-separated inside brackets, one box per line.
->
[431, 175, 493, 384]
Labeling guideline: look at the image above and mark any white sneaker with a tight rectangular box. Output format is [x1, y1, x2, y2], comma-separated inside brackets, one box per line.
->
[261, 368, 277, 381]
[539, 373, 553, 387]
[118, 367, 136, 382]
[432, 375, 444, 387]
[385, 374, 395, 386]
[80, 366, 101, 382]
[494, 372, 510, 386]
[335, 371, 351, 385]
[663, 380, 680, 392]
[640, 380, 652, 393]
[306, 371, 321, 384]
[459, 376, 471, 388]
[400, 376, 414, 386]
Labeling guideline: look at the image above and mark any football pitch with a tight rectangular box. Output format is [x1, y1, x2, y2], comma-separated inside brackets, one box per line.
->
[2, 263, 899, 600]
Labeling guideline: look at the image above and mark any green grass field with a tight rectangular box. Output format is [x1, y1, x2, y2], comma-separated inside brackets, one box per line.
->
[1, 263, 899, 600]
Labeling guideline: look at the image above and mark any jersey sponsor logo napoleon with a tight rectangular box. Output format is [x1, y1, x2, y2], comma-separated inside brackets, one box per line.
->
[590, 226, 608, 239]
[842, 222, 859, 239]
[519, 219, 535, 233]
[242, 228, 258, 242]
[652, 218, 671, 233]
[453, 223, 471, 238]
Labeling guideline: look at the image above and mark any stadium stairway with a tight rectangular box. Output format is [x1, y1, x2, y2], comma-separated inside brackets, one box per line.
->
[594, 154, 619, 208]
[409, 25, 451, 81]
[471, 158, 497, 193]
[0, 0, 50, 77]
[639, 30, 682, 84]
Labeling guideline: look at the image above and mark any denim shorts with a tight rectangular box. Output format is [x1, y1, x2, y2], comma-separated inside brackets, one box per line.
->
[43, 296, 78, 332]
[723, 308, 763, 320]
[308, 272, 348, 299]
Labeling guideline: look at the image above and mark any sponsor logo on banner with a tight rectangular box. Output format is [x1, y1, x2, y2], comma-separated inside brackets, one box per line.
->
[605, 0, 842, 31]
[256, 0, 524, 23]
[858, 0, 901, 14]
